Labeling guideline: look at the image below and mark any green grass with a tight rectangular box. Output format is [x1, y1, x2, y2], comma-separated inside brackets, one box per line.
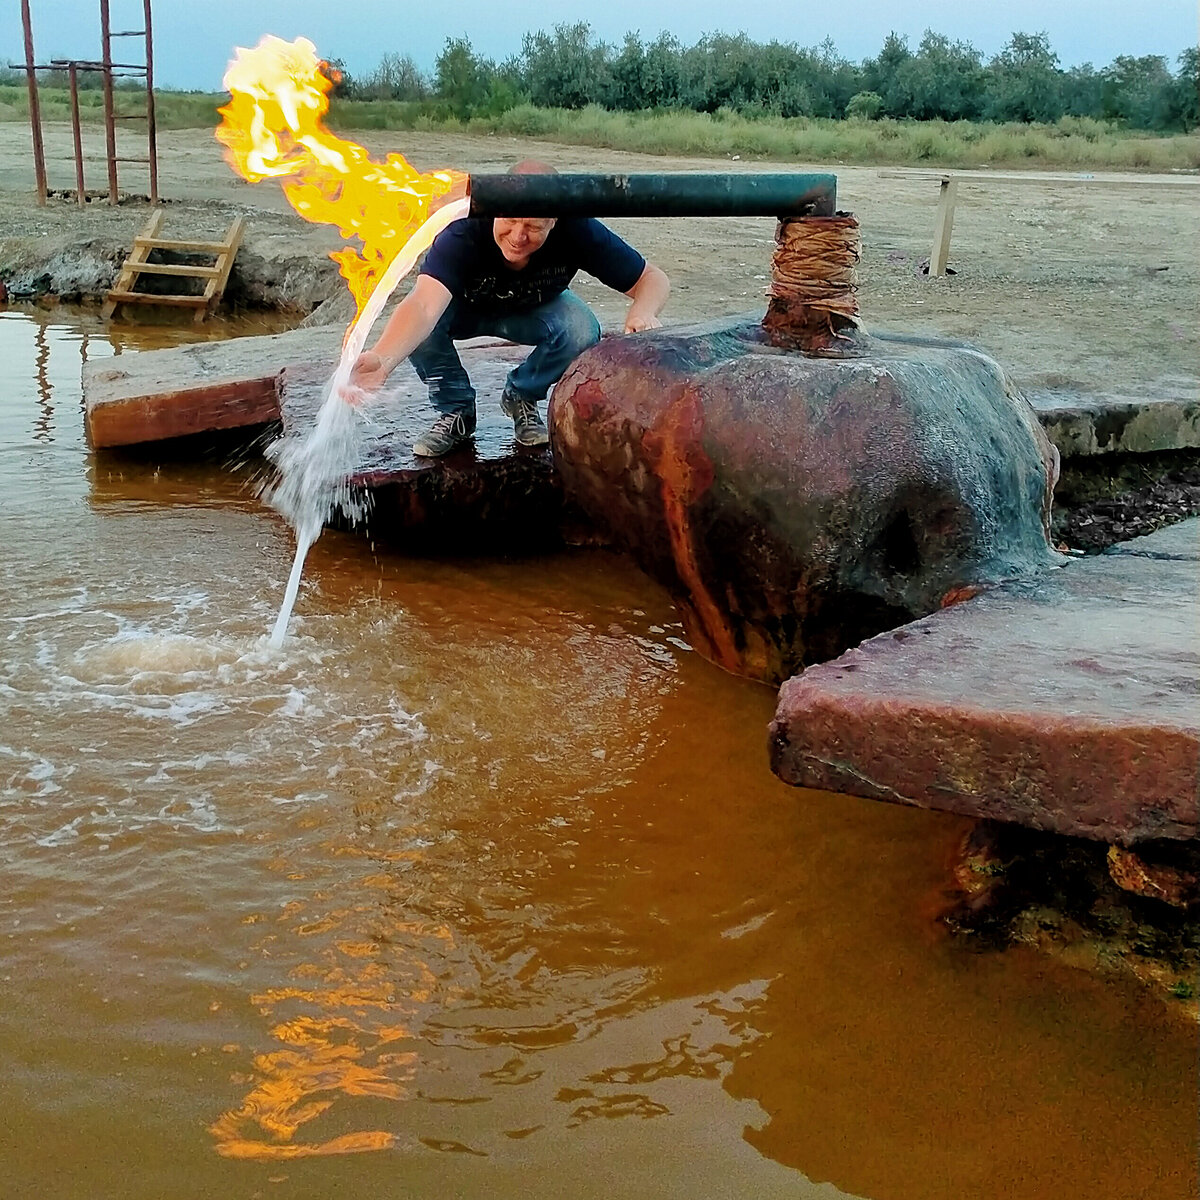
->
[0, 84, 224, 130]
[3, 86, 1197, 171]
[447, 105, 1200, 171]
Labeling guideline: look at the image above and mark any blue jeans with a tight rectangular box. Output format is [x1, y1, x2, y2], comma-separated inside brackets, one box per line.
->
[409, 290, 602, 421]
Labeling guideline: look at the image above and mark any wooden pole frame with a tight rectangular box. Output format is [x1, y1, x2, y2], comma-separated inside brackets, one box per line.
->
[21, 3, 159, 206]
[143, 0, 158, 203]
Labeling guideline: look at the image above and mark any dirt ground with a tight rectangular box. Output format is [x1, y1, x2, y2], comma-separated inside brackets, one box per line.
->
[1, 121, 1198, 404]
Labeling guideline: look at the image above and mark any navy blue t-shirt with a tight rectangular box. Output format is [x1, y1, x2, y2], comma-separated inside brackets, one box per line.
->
[419, 217, 645, 312]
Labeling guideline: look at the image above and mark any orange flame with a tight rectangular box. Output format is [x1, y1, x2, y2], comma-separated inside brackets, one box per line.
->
[217, 36, 464, 316]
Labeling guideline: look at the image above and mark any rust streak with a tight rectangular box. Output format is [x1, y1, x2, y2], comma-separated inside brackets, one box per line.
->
[642, 387, 741, 672]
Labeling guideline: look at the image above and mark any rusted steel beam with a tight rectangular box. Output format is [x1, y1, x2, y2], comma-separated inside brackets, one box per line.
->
[49, 59, 155, 72]
[143, 0, 158, 202]
[99, 0, 119, 202]
[20, 0, 47, 205]
[467, 173, 837, 218]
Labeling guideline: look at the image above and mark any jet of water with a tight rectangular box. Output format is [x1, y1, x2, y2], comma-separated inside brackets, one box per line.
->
[264, 195, 472, 647]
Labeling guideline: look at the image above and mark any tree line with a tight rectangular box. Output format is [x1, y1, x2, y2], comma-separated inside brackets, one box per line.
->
[325, 25, 1198, 132]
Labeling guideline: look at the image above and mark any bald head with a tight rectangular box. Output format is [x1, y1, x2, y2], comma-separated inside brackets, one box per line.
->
[494, 160, 558, 265]
[508, 158, 558, 176]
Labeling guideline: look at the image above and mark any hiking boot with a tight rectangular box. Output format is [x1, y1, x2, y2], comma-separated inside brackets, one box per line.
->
[500, 390, 550, 447]
[413, 412, 475, 457]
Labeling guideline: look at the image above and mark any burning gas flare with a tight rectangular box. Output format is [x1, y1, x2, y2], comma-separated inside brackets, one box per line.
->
[217, 35, 464, 319]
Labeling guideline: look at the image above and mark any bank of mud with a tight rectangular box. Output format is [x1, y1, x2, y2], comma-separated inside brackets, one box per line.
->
[0, 226, 342, 314]
[942, 822, 1200, 1022]
[1052, 451, 1200, 553]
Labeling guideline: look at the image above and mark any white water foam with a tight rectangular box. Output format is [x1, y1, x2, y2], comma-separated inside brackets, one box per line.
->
[79, 633, 236, 677]
[264, 195, 473, 648]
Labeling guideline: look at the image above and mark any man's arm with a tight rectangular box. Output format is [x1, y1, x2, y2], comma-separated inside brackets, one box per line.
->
[623, 262, 670, 333]
[349, 274, 453, 391]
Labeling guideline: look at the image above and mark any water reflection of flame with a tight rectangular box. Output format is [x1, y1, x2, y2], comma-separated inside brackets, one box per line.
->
[209, 894, 456, 1159]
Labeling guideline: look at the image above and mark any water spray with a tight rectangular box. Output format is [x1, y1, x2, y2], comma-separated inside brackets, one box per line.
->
[263, 196, 470, 647]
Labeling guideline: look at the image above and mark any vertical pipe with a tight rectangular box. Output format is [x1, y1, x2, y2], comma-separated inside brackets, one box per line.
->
[143, 0, 158, 202]
[100, 0, 119, 203]
[69, 63, 87, 207]
[20, 0, 47, 205]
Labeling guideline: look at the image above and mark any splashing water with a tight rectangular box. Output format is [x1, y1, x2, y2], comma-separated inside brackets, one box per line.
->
[263, 195, 472, 647]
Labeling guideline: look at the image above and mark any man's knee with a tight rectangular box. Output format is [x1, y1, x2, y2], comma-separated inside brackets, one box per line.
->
[548, 297, 601, 356]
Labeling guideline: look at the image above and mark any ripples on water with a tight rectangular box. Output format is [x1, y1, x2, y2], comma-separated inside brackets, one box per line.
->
[0, 309, 1195, 1200]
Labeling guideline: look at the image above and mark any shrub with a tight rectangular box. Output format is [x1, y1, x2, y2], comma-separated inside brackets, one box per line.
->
[845, 91, 883, 120]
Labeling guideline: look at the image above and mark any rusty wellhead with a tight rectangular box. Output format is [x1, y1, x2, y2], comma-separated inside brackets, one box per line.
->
[762, 213, 862, 351]
[539, 170, 1061, 687]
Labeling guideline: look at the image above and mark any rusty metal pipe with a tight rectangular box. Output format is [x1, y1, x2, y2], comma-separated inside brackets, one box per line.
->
[68, 63, 86, 206]
[467, 173, 836, 219]
[144, 0, 158, 203]
[100, 0, 119, 203]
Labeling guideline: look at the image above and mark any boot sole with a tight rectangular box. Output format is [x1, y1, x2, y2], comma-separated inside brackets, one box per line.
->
[413, 435, 473, 457]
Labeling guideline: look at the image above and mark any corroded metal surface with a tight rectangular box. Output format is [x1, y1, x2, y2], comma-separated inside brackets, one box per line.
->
[551, 316, 1061, 683]
[467, 172, 837, 218]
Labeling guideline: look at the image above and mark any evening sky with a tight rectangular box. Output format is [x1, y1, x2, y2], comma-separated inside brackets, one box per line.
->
[3, 0, 1196, 92]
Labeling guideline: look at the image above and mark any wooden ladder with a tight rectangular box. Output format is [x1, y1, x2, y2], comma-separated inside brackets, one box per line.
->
[103, 210, 246, 323]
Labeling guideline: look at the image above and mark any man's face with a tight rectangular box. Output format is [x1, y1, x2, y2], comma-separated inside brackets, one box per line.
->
[493, 217, 555, 265]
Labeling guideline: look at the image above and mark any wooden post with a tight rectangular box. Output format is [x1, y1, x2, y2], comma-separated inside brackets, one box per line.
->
[99, 0, 119, 203]
[20, 0, 47, 205]
[929, 175, 957, 278]
[143, 0, 158, 203]
[68, 63, 87, 207]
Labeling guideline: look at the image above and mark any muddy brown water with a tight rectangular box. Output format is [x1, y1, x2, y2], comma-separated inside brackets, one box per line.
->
[0, 308, 1195, 1200]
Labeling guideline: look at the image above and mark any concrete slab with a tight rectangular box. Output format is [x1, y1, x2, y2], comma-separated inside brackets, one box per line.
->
[1105, 518, 1200, 562]
[279, 349, 565, 548]
[769, 518, 1200, 844]
[1027, 383, 1200, 458]
[83, 324, 345, 449]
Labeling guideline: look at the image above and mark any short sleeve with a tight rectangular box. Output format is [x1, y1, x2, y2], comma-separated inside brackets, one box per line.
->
[418, 218, 475, 296]
[570, 219, 646, 293]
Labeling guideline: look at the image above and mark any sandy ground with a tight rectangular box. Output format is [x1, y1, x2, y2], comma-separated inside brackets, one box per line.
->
[2, 121, 1198, 401]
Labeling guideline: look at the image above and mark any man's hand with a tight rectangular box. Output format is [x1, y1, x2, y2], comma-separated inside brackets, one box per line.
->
[622, 262, 670, 334]
[348, 350, 395, 397]
[343, 275, 452, 404]
[624, 308, 663, 334]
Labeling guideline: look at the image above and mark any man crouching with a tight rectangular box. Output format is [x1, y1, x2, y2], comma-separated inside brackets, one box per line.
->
[350, 160, 670, 457]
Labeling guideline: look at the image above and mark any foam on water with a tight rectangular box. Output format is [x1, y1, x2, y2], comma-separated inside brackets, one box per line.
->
[78, 633, 239, 677]
[263, 195, 473, 647]
[33, 792, 234, 848]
